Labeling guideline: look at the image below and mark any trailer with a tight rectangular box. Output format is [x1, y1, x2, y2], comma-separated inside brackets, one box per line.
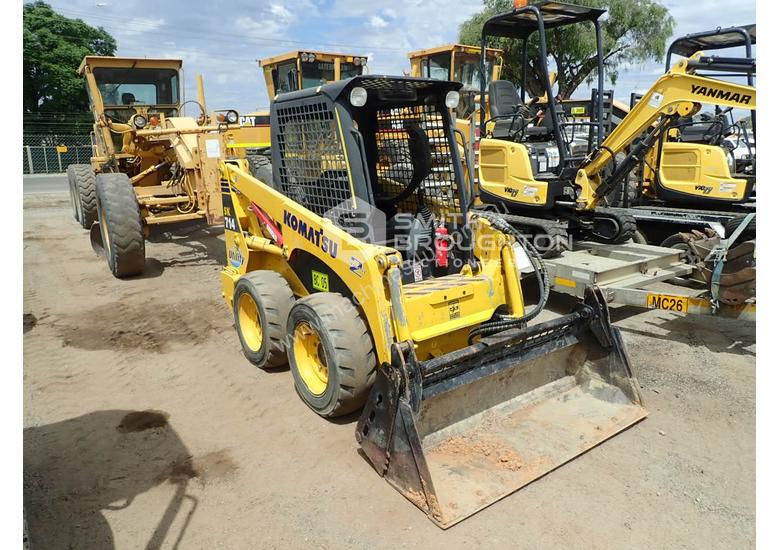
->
[538, 241, 755, 321]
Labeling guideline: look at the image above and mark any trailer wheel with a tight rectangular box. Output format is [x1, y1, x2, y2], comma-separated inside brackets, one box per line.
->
[67, 164, 97, 229]
[287, 293, 376, 417]
[233, 270, 295, 369]
[94, 173, 145, 278]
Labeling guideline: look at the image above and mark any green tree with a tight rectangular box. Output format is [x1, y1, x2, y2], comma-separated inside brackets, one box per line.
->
[23, 1, 116, 116]
[459, 0, 675, 99]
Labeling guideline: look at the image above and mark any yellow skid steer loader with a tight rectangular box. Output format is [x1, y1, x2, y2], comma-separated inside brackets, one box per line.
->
[219, 75, 646, 527]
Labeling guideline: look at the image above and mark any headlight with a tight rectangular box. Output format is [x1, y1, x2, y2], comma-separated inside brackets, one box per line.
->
[132, 115, 147, 129]
[225, 110, 239, 124]
[445, 91, 460, 109]
[349, 87, 368, 107]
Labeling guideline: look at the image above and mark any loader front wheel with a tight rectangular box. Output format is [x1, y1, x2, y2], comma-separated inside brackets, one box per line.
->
[233, 271, 295, 368]
[287, 293, 376, 418]
[67, 164, 97, 229]
[94, 173, 145, 278]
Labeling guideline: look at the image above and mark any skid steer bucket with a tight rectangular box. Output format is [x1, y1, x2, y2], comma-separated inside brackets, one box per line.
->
[356, 287, 646, 528]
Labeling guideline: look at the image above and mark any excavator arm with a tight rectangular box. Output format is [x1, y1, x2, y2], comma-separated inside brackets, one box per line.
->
[575, 54, 756, 210]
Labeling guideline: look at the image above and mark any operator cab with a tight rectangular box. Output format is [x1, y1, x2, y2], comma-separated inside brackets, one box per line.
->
[269, 75, 472, 284]
[479, 1, 608, 182]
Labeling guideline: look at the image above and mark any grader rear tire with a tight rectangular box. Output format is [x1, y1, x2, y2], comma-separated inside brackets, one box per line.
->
[67, 164, 97, 229]
[287, 293, 376, 418]
[233, 270, 295, 369]
[246, 154, 273, 187]
[94, 173, 145, 278]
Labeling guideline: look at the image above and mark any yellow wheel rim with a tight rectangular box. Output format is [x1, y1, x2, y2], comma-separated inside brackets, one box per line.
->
[237, 292, 263, 352]
[293, 321, 328, 396]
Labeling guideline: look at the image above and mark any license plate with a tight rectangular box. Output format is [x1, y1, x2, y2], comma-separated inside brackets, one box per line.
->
[646, 293, 688, 313]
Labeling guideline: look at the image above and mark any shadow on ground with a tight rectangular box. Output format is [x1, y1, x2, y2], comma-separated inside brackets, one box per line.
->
[127, 222, 226, 279]
[24, 410, 198, 550]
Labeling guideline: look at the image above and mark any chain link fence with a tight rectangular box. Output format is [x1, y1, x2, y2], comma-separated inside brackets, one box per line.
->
[23, 134, 93, 175]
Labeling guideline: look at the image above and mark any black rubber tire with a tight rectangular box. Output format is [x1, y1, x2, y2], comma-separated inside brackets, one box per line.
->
[592, 210, 636, 244]
[233, 271, 295, 369]
[94, 173, 145, 278]
[630, 228, 648, 245]
[67, 164, 97, 229]
[287, 293, 376, 418]
[660, 234, 698, 265]
[246, 154, 273, 187]
[724, 216, 756, 243]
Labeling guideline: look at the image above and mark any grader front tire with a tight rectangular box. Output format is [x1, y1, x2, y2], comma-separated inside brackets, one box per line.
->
[94, 173, 145, 278]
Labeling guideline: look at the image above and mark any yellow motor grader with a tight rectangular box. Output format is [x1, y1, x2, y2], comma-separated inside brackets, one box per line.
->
[218, 75, 646, 527]
[70, 56, 240, 277]
[407, 43, 503, 126]
[226, 50, 369, 156]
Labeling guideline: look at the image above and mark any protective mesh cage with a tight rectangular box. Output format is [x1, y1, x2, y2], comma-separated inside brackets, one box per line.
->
[275, 102, 354, 219]
[374, 104, 461, 219]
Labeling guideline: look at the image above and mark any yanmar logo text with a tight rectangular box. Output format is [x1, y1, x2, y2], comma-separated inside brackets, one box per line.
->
[283, 210, 339, 259]
[690, 85, 752, 105]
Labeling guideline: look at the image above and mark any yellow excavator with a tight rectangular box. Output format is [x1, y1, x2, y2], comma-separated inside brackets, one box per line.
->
[474, 2, 756, 260]
[607, 24, 756, 248]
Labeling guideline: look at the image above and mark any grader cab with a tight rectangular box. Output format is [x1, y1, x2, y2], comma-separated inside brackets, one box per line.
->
[70, 56, 240, 277]
[227, 51, 369, 155]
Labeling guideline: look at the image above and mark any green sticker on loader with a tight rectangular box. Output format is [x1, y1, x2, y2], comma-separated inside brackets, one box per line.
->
[312, 270, 330, 292]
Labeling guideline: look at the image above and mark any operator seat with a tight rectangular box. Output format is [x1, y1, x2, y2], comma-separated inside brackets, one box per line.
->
[488, 80, 525, 140]
[121, 93, 137, 105]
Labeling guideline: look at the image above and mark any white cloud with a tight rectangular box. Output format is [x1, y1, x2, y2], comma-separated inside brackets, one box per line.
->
[370, 15, 388, 28]
[116, 17, 165, 37]
[270, 3, 294, 23]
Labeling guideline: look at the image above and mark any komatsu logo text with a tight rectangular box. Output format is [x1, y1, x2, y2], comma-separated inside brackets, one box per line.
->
[283, 210, 338, 259]
[690, 85, 752, 105]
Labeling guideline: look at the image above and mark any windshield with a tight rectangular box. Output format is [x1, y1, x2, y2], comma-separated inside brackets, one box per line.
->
[340, 62, 363, 79]
[454, 54, 494, 90]
[422, 52, 450, 80]
[93, 67, 180, 106]
[302, 61, 335, 88]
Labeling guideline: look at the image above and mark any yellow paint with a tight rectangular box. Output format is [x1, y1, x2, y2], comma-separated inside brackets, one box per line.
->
[237, 292, 263, 351]
[656, 142, 748, 200]
[478, 140, 548, 206]
[293, 321, 328, 395]
[646, 293, 689, 313]
[554, 277, 577, 288]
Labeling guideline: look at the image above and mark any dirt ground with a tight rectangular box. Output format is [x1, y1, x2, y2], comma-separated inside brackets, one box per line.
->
[23, 190, 755, 549]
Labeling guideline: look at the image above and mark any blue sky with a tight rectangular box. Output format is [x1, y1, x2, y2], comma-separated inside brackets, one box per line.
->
[41, 0, 756, 114]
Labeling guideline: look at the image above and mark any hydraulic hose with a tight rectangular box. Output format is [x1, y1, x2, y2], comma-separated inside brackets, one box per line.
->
[469, 211, 551, 342]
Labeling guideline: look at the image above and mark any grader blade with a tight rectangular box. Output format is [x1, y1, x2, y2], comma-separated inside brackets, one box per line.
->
[356, 287, 646, 528]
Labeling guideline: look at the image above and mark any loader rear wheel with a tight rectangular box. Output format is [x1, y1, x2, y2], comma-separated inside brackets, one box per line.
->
[67, 164, 97, 229]
[94, 173, 145, 278]
[233, 271, 295, 369]
[287, 293, 376, 418]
